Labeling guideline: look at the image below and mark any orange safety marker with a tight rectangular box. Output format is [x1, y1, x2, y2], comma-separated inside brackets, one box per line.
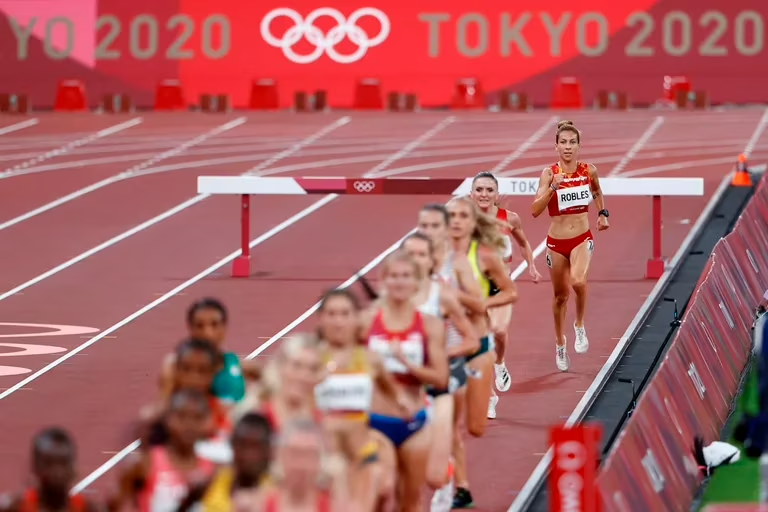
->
[54, 80, 87, 111]
[732, 154, 752, 187]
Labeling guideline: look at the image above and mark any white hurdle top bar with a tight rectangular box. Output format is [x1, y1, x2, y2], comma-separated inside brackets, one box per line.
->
[198, 176, 705, 197]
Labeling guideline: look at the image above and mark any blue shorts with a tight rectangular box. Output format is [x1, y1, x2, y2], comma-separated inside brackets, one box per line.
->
[369, 409, 428, 448]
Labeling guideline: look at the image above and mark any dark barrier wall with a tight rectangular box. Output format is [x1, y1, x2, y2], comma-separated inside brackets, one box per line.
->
[596, 175, 768, 511]
[0, 0, 765, 107]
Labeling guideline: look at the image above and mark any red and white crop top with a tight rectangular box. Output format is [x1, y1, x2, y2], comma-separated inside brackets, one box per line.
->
[547, 162, 592, 217]
[366, 309, 428, 387]
[496, 208, 514, 262]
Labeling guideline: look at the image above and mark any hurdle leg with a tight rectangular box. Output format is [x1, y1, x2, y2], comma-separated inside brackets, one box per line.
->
[232, 194, 251, 277]
[646, 195, 665, 279]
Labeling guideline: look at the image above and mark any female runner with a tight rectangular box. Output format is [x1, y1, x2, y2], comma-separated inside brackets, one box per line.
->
[532, 120, 609, 372]
[314, 288, 402, 511]
[361, 250, 449, 512]
[160, 298, 253, 407]
[110, 389, 216, 512]
[401, 232, 478, 496]
[446, 196, 519, 509]
[249, 335, 324, 432]
[470, 171, 541, 417]
[143, 338, 233, 463]
[417, 203, 489, 435]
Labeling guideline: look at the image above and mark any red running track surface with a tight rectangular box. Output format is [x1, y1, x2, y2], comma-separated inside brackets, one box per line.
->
[0, 109, 766, 509]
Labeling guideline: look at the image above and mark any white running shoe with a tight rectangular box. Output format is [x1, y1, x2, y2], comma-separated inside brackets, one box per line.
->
[494, 362, 512, 392]
[430, 458, 455, 512]
[487, 394, 499, 419]
[556, 343, 570, 372]
[574, 323, 589, 354]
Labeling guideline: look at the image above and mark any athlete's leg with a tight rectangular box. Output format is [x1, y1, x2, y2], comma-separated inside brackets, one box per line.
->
[398, 426, 432, 512]
[465, 351, 493, 436]
[489, 305, 513, 391]
[451, 388, 474, 508]
[569, 238, 594, 354]
[547, 249, 570, 345]
[425, 393, 454, 489]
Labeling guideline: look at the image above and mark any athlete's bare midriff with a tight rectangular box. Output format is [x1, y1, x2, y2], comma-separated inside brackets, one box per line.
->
[548, 212, 589, 240]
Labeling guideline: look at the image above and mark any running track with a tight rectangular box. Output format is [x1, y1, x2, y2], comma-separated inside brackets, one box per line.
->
[1, 108, 767, 510]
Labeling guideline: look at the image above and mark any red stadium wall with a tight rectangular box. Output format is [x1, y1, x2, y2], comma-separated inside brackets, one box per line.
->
[595, 175, 768, 511]
[0, 0, 765, 108]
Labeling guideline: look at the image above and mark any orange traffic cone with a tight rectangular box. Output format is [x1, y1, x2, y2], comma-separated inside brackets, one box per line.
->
[732, 153, 752, 186]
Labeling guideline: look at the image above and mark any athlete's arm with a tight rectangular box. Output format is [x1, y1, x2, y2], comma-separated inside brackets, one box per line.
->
[107, 453, 148, 512]
[588, 164, 606, 211]
[369, 352, 410, 411]
[439, 285, 480, 358]
[395, 314, 448, 389]
[531, 167, 556, 218]
[452, 255, 487, 314]
[481, 249, 518, 308]
[507, 211, 535, 268]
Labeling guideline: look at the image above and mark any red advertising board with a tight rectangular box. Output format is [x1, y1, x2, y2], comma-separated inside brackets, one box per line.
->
[0, 0, 766, 107]
[596, 174, 768, 509]
[549, 424, 602, 512]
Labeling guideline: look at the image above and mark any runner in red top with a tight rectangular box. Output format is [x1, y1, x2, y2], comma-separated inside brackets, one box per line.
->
[110, 390, 216, 512]
[470, 171, 541, 419]
[0, 428, 102, 512]
[532, 120, 609, 372]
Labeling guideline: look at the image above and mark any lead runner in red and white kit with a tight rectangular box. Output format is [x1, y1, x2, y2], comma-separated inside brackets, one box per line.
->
[532, 120, 609, 372]
[470, 172, 541, 419]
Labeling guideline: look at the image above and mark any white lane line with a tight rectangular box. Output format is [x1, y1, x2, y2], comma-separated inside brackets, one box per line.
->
[0, 118, 248, 233]
[241, 117, 351, 176]
[507, 173, 733, 512]
[743, 106, 768, 158]
[0, 118, 350, 300]
[367, 116, 456, 177]
[0, 118, 39, 136]
[608, 116, 665, 175]
[2, 194, 341, 407]
[489, 116, 557, 174]
[0, 118, 143, 178]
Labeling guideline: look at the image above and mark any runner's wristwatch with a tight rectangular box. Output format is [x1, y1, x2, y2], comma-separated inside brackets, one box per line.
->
[598, 209, 610, 218]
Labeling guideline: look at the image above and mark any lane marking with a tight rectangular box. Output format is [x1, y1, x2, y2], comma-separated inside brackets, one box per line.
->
[609, 116, 665, 176]
[367, 116, 456, 177]
[0, 118, 247, 233]
[507, 173, 733, 511]
[743, 106, 768, 158]
[0, 323, 100, 338]
[0, 193, 340, 405]
[0, 118, 350, 300]
[487, 116, 557, 174]
[0, 119, 39, 136]
[0, 118, 143, 179]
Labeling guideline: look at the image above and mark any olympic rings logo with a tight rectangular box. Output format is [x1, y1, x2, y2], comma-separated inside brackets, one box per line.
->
[353, 180, 376, 193]
[260, 8, 390, 64]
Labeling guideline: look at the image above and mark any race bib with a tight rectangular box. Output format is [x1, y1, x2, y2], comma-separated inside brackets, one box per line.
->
[315, 374, 373, 412]
[557, 184, 591, 211]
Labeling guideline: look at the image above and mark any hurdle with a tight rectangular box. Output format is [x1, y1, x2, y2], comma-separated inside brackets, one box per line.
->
[197, 176, 704, 279]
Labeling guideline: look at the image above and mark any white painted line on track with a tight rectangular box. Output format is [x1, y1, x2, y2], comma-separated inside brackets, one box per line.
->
[0, 118, 249, 233]
[608, 116, 665, 176]
[2, 194, 341, 406]
[0, 118, 350, 301]
[743, 106, 768, 158]
[0, 118, 39, 136]
[0, 118, 143, 179]
[367, 116, 456, 177]
[488, 116, 557, 174]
